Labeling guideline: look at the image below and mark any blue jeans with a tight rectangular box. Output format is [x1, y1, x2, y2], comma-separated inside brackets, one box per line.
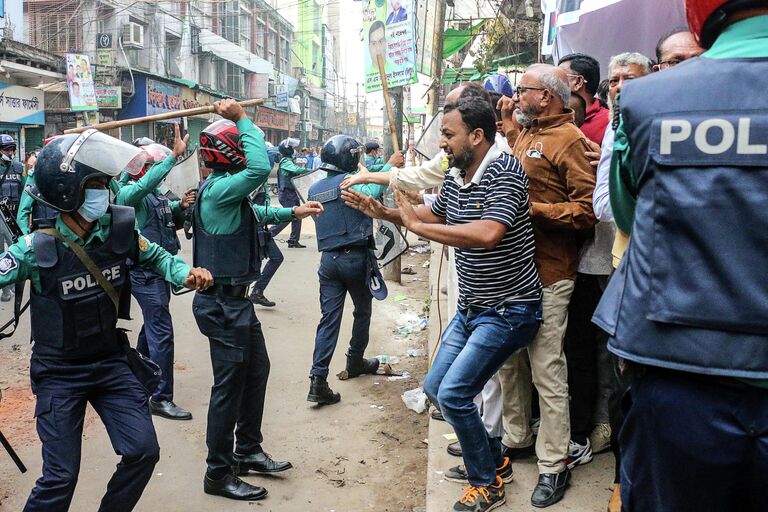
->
[311, 248, 372, 378]
[424, 303, 541, 487]
[131, 270, 174, 402]
[269, 189, 301, 243]
[254, 236, 284, 292]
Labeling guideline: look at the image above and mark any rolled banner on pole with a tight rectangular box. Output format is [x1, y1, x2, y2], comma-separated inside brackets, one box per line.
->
[64, 98, 266, 134]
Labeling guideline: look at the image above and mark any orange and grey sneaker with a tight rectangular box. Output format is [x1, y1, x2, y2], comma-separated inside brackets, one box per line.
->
[453, 476, 506, 512]
[445, 457, 514, 484]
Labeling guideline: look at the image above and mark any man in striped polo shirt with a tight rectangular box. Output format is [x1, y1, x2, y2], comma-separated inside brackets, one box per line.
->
[343, 98, 542, 512]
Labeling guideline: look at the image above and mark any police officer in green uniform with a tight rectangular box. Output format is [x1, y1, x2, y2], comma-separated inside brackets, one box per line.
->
[270, 138, 308, 248]
[193, 99, 299, 501]
[246, 179, 322, 306]
[115, 133, 197, 420]
[17, 135, 121, 234]
[0, 134, 25, 301]
[0, 129, 212, 512]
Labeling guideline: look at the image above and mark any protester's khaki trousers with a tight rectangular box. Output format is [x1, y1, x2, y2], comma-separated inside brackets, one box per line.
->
[499, 279, 574, 474]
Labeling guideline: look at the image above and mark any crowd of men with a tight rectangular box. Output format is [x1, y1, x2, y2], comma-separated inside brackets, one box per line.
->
[0, 1, 765, 511]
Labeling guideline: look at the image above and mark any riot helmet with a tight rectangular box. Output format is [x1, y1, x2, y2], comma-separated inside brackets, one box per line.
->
[135, 143, 173, 179]
[199, 119, 245, 171]
[32, 129, 147, 212]
[319, 135, 363, 174]
[0, 134, 16, 162]
[278, 137, 300, 158]
[482, 74, 514, 97]
[133, 137, 156, 147]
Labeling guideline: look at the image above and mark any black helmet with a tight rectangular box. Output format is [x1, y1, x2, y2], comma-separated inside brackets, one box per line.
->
[278, 137, 299, 158]
[0, 134, 16, 150]
[364, 140, 380, 153]
[33, 129, 147, 212]
[320, 135, 363, 174]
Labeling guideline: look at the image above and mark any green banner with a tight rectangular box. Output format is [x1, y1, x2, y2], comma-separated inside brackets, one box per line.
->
[442, 20, 487, 59]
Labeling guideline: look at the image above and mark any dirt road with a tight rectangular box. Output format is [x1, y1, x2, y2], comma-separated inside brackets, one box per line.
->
[0, 226, 430, 512]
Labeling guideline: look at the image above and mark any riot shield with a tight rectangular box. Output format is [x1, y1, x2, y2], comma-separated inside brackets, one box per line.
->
[165, 149, 201, 198]
[291, 169, 327, 203]
[414, 112, 443, 160]
[374, 219, 408, 268]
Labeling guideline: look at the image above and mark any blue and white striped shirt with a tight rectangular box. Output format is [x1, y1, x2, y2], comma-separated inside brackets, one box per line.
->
[431, 149, 542, 309]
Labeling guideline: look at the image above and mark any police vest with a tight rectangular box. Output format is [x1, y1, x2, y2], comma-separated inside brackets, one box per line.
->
[30, 205, 134, 359]
[593, 56, 768, 378]
[192, 176, 261, 284]
[308, 172, 373, 252]
[0, 161, 23, 208]
[277, 157, 297, 191]
[139, 192, 181, 256]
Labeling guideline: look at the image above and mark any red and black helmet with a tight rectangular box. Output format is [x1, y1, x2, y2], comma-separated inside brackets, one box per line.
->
[686, 0, 767, 48]
[199, 119, 245, 171]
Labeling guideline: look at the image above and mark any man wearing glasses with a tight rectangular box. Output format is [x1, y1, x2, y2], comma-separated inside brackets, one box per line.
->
[497, 64, 597, 508]
[558, 53, 609, 146]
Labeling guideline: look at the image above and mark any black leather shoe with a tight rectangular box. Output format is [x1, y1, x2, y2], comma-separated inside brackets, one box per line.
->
[249, 289, 276, 307]
[345, 354, 380, 378]
[150, 400, 192, 420]
[204, 473, 267, 501]
[287, 241, 306, 248]
[531, 469, 570, 508]
[446, 441, 462, 457]
[502, 443, 536, 461]
[430, 408, 445, 422]
[307, 375, 341, 405]
[234, 451, 292, 475]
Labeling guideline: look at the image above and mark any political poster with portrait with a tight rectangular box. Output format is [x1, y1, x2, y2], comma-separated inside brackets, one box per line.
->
[363, 0, 417, 93]
[65, 54, 98, 111]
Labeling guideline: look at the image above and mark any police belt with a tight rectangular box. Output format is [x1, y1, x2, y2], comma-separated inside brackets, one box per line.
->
[199, 283, 249, 299]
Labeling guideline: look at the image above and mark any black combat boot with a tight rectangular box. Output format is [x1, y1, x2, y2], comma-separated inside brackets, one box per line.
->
[345, 354, 380, 378]
[307, 375, 341, 405]
[249, 288, 276, 307]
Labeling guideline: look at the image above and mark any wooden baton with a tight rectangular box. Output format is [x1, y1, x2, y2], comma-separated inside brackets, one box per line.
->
[63, 98, 266, 134]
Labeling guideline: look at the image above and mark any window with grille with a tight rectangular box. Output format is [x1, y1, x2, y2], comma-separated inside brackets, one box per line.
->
[221, 1, 240, 44]
[27, 0, 83, 54]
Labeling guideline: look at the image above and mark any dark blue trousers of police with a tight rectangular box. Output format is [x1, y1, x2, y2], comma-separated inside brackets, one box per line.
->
[620, 367, 768, 511]
[131, 269, 175, 402]
[310, 247, 373, 378]
[192, 292, 270, 478]
[25, 354, 159, 512]
[269, 189, 302, 244]
[254, 236, 284, 292]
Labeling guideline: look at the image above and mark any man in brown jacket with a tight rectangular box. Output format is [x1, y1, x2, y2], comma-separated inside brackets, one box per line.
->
[497, 64, 597, 508]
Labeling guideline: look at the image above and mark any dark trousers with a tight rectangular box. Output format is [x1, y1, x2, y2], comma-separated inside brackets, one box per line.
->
[620, 367, 768, 511]
[25, 354, 159, 512]
[192, 293, 270, 479]
[254, 236, 284, 292]
[311, 248, 372, 378]
[269, 189, 301, 243]
[424, 303, 541, 486]
[131, 270, 175, 402]
[563, 273, 608, 444]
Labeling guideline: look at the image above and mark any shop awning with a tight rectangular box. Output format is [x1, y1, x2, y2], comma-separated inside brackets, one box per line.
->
[198, 29, 273, 75]
[441, 66, 497, 84]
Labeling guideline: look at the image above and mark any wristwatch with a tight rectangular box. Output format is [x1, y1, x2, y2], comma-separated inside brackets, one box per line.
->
[291, 206, 298, 219]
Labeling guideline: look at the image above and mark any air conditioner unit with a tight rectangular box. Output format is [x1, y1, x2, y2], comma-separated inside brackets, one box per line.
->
[122, 22, 144, 48]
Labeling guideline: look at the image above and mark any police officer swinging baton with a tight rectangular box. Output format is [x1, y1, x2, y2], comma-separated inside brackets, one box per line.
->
[63, 99, 266, 134]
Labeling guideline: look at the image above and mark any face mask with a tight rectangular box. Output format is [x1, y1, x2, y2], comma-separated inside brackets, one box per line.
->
[1, 153, 11, 162]
[77, 189, 110, 222]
